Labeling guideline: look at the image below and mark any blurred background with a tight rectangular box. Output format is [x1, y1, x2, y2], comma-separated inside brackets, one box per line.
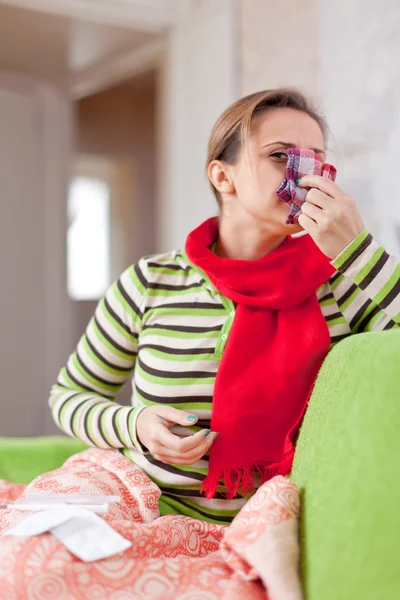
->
[0, 0, 399, 437]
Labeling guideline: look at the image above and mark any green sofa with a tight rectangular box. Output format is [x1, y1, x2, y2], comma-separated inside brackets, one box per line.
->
[1, 330, 399, 599]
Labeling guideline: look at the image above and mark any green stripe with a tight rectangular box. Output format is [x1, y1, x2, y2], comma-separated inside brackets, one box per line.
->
[351, 300, 378, 332]
[71, 354, 123, 394]
[364, 308, 385, 332]
[338, 285, 361, 312]
[136, 363, 215, 386]
[113, 284, 142, 329]
[92, 319, 137, 361]
[353, 247, 385, 287]
[81, 336, 133, 377]
[373, 264, 400, 306]
[331, 228, 370, 270]
[135, 390, 212, 412]
[140, 327, 220, 340]
[99, 298, 137, 342]
[144, 347, 216, 362]
[326, 316, 347, 327]
[147, 266, 191, 276]
[319, 296, 337, 307]
[330, 273, 345, 291]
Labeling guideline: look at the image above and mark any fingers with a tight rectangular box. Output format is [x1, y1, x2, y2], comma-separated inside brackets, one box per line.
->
[153, 431, 218, 465]
[156, 405, 199, 427]
[302, 187, 330, 209]
[298, 213, 318, 236]
[297, 174, 338, 198]
[157, 426, 214, 453]
[301, 199, 323, 222]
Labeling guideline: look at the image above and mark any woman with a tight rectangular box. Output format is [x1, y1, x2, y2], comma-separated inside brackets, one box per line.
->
[49, 88, 400, 525]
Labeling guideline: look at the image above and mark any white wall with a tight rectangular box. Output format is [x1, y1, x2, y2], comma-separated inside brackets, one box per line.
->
[320, 0, 400, 256]
[157, 0, 238, 252]
[0, 71, 73, 436]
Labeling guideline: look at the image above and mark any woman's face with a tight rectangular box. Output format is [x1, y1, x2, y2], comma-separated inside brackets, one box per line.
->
[221, 107, 326, 234]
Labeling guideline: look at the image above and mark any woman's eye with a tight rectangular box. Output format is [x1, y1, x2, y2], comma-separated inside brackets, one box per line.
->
[270, 151, 288, 160]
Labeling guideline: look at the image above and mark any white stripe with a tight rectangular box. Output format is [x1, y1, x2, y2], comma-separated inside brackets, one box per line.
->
[86, 327, 135, 369]
[141, 349, 218, 374]
[98, 405, 124, 448]
[135, 370, 214, 397]
[384, 291, 400, 321]
[364, 311, 392, 332]
[95, 304, 137, 352]
[341, 238, 378, 280]
[90, 402, 116, 448]
[67, 357, 117, 397]
[328, 322, 351, 337]
[144, 313, 226, 328]
[139, 331, 219, 351]
[362, 255, 398, 304]
[77, 340, 129, 385]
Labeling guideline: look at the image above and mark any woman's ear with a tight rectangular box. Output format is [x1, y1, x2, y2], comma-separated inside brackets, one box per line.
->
[208, 160, 235, 195]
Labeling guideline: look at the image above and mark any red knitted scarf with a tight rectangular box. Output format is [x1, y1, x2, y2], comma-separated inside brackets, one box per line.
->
[185, 217, 336, 499]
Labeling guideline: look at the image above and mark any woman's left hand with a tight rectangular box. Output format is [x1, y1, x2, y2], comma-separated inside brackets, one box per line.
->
[297, 175, 365, 260]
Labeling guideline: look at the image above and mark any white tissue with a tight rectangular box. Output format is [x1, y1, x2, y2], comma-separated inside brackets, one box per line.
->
[4, 506, 131, 562]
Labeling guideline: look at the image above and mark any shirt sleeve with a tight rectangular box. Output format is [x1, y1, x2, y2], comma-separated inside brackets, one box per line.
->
[329, 228, 400, 333]
[49, 261, 149, 452]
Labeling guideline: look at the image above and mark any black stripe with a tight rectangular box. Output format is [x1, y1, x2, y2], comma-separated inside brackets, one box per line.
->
[161, 493, 234, 523]
[86, 334, 136, 374]
[104, 297, 132, 335]
[337, 283, 358, 306]
[161, 485, 227, 500]
[70, 397, 91, 439]
[134, 263, 149, 291]
[83, 403, 97, 446]
[144, 301, 224, 314]
[136, 383, 212, 405]
[359, 252, 390, 290]
[117, 279, 143, 320]
[349, 298, 373, 330]
[325, 311, 343, 322]
[340, 233, 373, 272]
[356, 305, 381, 333]
[145, 453, 205, 481]
[147, 281, 204, 292]
[136, 262, 204, 292]
[111, 408, 125, 446]
[384, 319, 398, 330]
[143, 323, 222, 334]
[76, 348, 121, 389]
[94, 316, 137, 358]
[147, 262, 183, 271]
[329, 271, 342, 285]
[56, 391, 81, 425]
[330, 333, 350, 345]
[138, 355, 215, 380]
[97, 406, 114, 447]
[139, 343, 216, 356]
[379, 277, 400, 309]
[319, 292, 334, 303]
[65, 365, 114, 400]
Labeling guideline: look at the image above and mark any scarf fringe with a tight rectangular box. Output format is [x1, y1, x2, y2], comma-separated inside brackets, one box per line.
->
[200, 461, 292, 500]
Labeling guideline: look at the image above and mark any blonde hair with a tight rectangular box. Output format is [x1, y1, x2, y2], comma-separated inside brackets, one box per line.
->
[206, 88, 328, 202]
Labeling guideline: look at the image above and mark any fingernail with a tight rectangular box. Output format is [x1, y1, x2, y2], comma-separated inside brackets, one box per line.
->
[204, 429, 211, 437]
[296, 178, 301, 184]
[187, 415, 197, 422]
[213, 432, 219, 440]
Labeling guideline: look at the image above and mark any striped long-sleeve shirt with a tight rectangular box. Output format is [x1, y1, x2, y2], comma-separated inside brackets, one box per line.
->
[49, 228, 400, 523]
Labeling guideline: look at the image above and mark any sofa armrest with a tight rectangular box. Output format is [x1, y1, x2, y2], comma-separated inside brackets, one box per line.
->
[291, 330, 400, 600]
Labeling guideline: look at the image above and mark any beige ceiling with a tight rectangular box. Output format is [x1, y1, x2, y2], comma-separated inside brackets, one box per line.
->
[0, 3, 157, 82]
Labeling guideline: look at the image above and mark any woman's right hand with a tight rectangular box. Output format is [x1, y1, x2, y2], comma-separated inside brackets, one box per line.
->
[135, 406, 218, 465]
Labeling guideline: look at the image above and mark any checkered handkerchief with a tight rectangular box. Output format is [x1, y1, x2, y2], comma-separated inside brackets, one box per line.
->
[277, 148, 337, 225]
